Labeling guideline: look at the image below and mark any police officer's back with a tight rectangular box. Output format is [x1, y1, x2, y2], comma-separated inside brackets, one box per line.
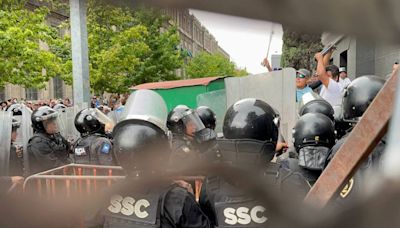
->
[73, 108, 115, 166]
[199, 98, 309, 227]
[325, 75, 386, 205]
[279, 113, 336, 186]
[27, 106, 70, 175]
[86, 90, 211, 228]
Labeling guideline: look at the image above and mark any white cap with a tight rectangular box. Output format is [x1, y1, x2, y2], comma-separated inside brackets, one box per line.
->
[339, 67, 346, 72]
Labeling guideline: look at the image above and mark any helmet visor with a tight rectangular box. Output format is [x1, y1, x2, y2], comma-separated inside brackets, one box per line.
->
[92, 108, 115, 132]
[43, 118, 60, 134]
[181, 110, 205, 137]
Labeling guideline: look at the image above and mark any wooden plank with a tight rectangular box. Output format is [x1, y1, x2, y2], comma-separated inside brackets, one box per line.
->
[304, 73, 397, 208]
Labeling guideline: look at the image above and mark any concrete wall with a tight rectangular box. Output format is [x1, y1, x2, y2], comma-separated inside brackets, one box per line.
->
[356, 41, 375, 77]
[375, 44, 400, 78]
[322, 33, 400, 80]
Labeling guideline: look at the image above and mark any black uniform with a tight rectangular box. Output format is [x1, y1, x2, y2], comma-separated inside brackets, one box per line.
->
[169, 129, 218, 173]
[324, 134, 387, 206]
[200, 139, 310, 227]
[73, 134, 115, 166]
[86, 180, 211, 228]
[94, 90, 213, 228]
[27, 132, 70, 174]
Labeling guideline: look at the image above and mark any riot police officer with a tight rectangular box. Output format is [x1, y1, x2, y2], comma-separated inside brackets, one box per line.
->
[279, 113, 336, 186]
[325, 75, 386, 205]
[167, 105, 217, 172]
[7, 103, 22, 115]
[196, 106, 217, 130]
[298, 99, 334, 121]
[73, 108, 115, 166]
[27, 106, 71, 175]
[9, 118, 24, 176]
[85, 89, 211, 228]
[199, 98, 310, 227]
[53, 103, 67, 112]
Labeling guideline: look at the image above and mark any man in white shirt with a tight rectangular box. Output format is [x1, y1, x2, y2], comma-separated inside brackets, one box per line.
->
[338, 67, 351, 88]
[315, 52, 343, 107]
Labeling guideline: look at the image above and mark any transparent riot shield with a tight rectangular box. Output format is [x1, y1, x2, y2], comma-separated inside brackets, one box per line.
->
[119, 89, 168, 132]
[12, 115, 23, 146]
[21, 105, 33, 174]
[0, 111, 12, 176]
[196, 89, 227, 133]
[58, 103, 88, 142]
[91, 108, 115, 133]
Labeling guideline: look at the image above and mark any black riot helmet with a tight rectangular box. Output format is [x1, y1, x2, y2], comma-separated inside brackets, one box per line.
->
[112, 89, 170, 174]
[113, 121, 169, 173]
[195, 106, 217, 130]
[53, 104, 67, 112]
[293, 113, 336, 151]
[75, 108, 105, 135]
[342, 75, 385, 122]
[31, 106, 58, 132]
[223, 98, 279, 143]
[7, 104, 22, 116]
[166, 105, 190, 135]
[299, 99, 334, 121]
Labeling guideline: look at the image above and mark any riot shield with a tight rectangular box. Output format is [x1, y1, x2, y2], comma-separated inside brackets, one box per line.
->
[196, 89, 226, 133]
[224, 68, 297, 142]
[91, 108, 115, 133]
[58, 103, 88, 142]
[118, 89, 168, 132]
[21, 105, 33, 174]
[0, 111, 12, 176]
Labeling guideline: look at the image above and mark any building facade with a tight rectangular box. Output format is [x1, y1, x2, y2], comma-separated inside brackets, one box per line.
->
[163, 8, 230, 59]
[322, 33, 398, 80]
[0, 0, 72, 102]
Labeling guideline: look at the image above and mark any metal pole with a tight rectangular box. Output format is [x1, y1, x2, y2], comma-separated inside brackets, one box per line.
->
[70, 0, 90, 106]
[265, 24, 274, 61]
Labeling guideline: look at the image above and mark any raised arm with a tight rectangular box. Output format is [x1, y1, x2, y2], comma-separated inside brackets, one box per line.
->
[315, 52, 330, 88]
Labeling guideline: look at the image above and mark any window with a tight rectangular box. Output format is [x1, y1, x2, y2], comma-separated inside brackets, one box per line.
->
[53, 76, 64, 99]
[25, 88, 38, 101]
[340, 50, 348, 68]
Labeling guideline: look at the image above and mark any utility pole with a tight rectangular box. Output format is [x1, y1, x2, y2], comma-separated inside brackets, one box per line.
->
[70, 0, 90, 106]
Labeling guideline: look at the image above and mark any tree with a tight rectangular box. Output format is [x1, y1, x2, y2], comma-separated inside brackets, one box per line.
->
[186, 52, 236, 78]
[234, 67, 249, 77]
[81, 3, 183, 95]
[0, 1, 70, 89]
[281, 27, 323, 71]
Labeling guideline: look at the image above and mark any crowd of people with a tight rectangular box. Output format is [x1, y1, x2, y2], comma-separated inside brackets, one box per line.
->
[0, 48, 397, 227]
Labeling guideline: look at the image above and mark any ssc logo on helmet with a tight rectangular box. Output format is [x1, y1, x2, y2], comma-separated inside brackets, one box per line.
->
[340, 178, 354, 198]
[223, 206, 268, 225]
[108, 195, 151, 218]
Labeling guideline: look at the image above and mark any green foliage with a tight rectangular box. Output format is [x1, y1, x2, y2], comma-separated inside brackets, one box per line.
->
[0, 3, 70, 88]
[281, 27, 323, 70]
[85, 3, 183, 94]
[186, 52, 235, 78]
[233, 67, 249, 77]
